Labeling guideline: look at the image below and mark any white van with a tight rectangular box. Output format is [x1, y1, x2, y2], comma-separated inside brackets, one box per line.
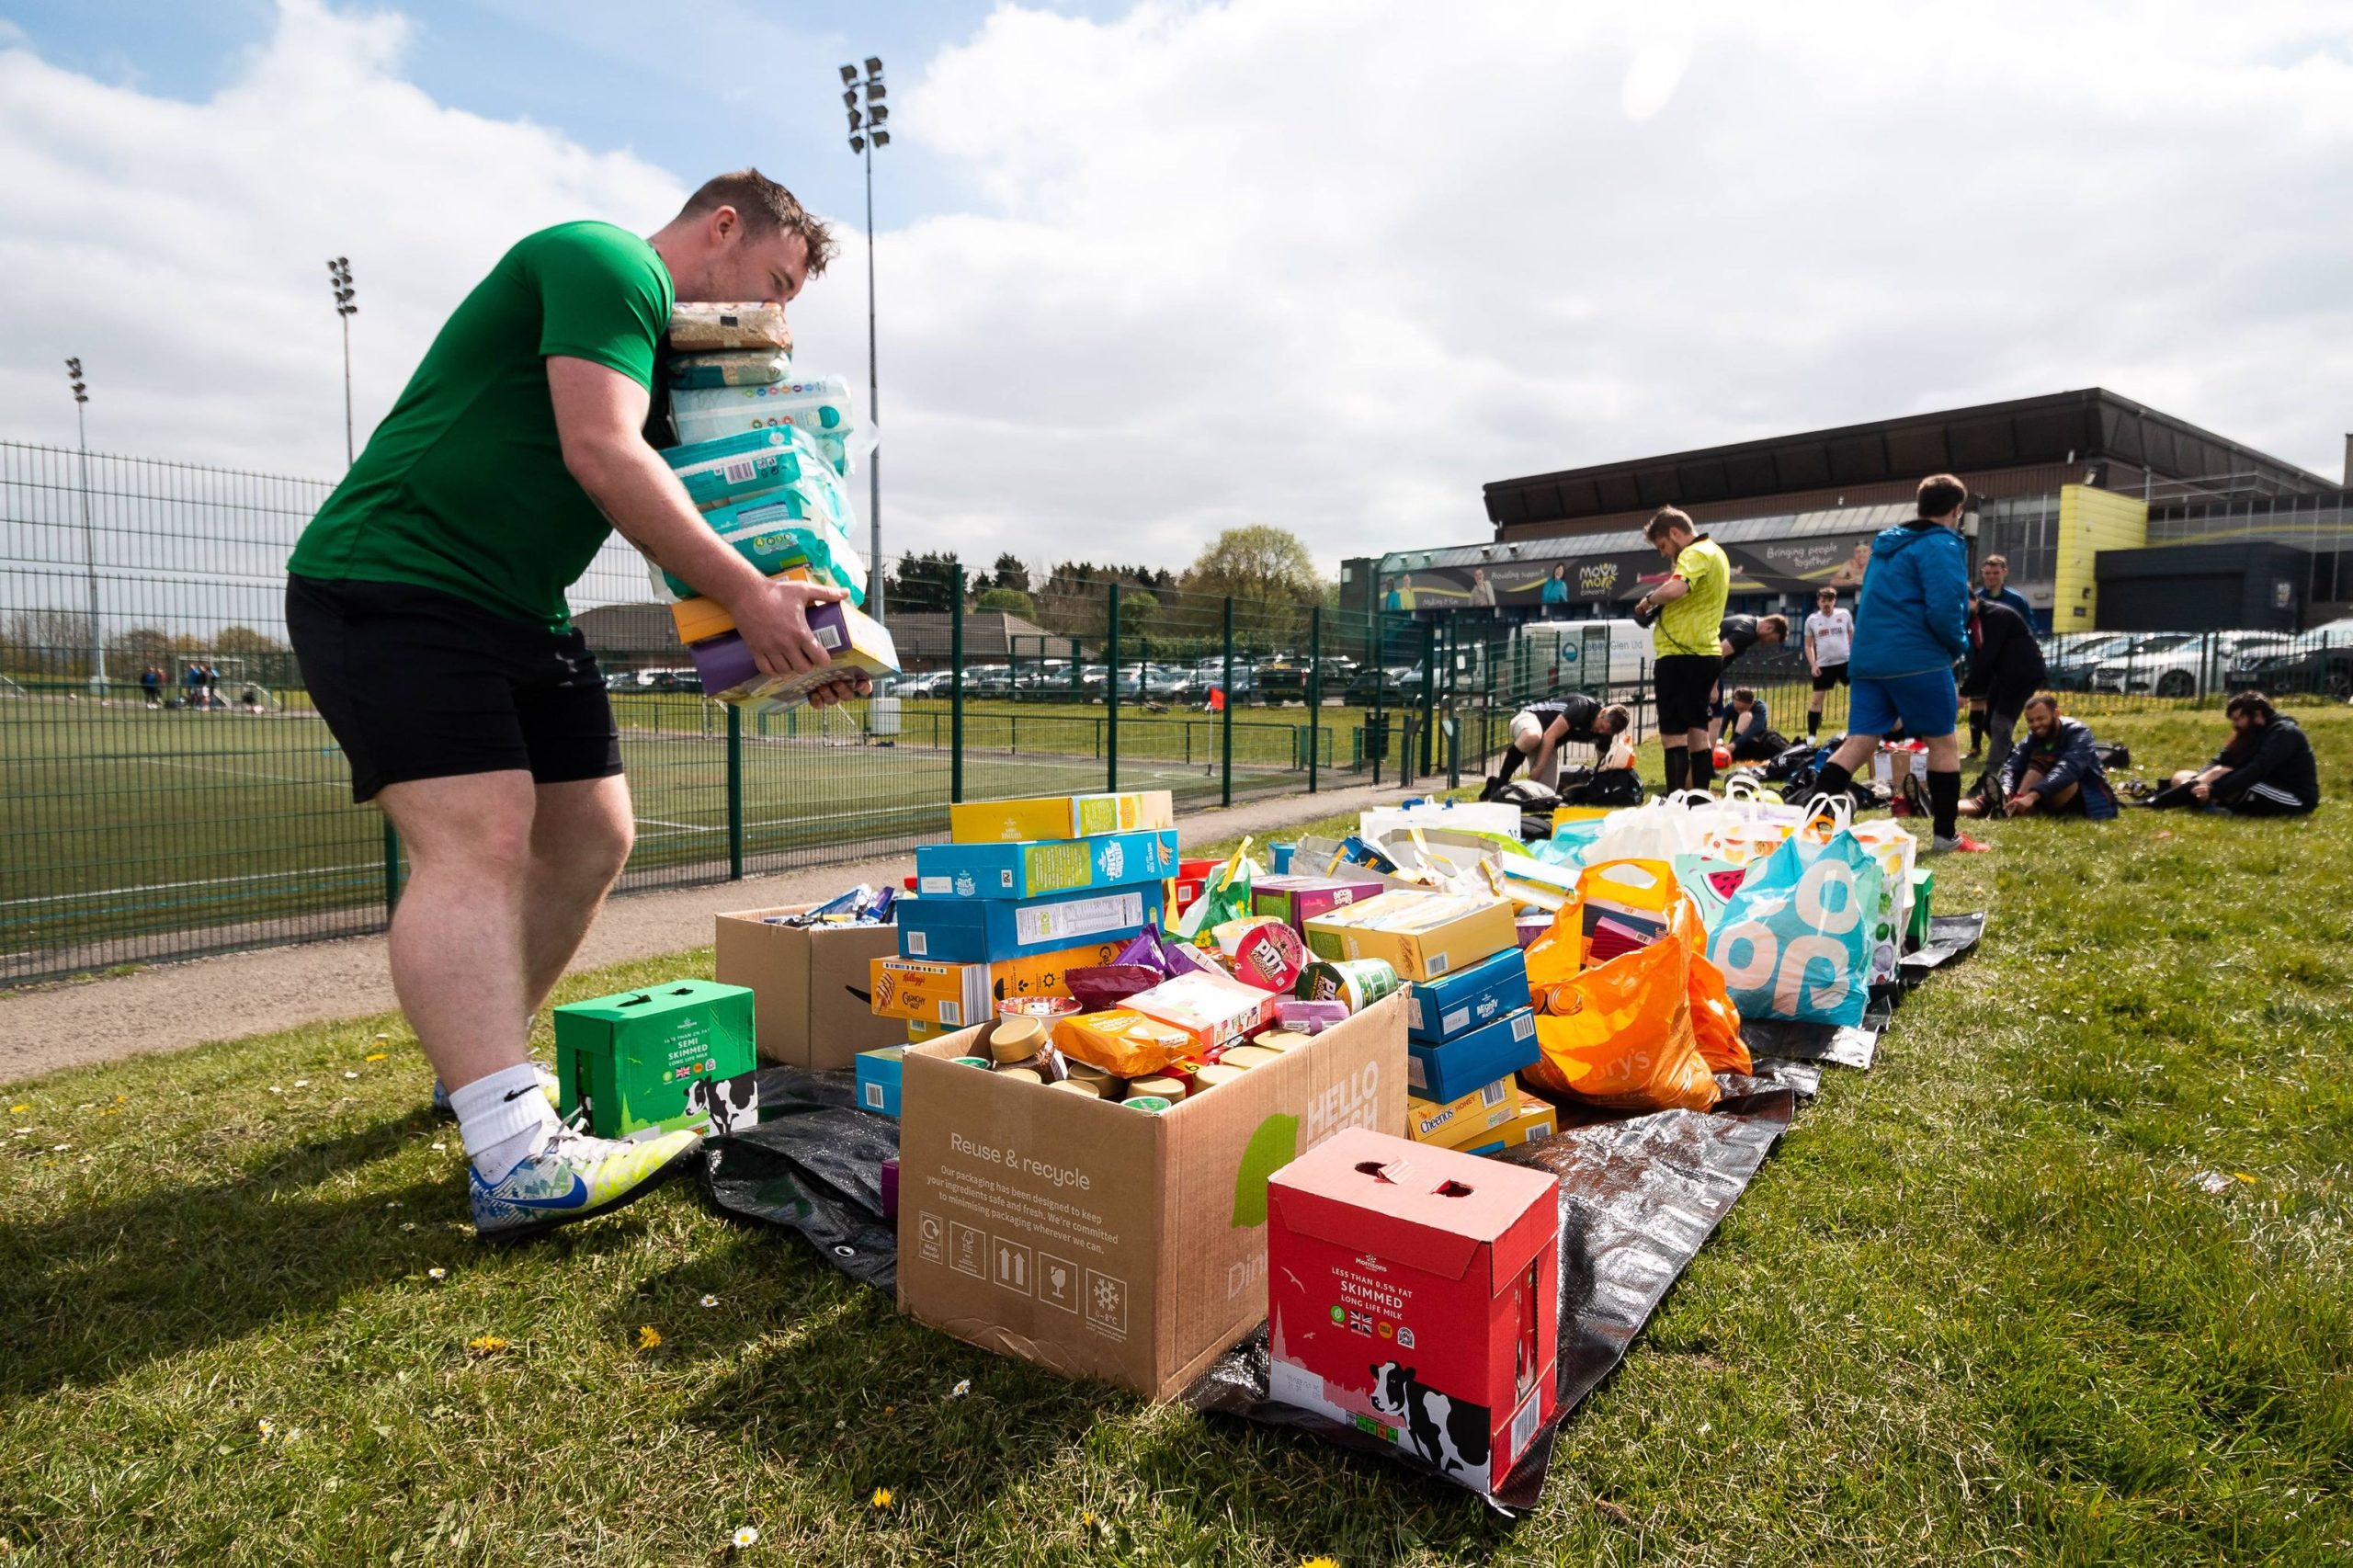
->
[1512, 619, 1653, 700]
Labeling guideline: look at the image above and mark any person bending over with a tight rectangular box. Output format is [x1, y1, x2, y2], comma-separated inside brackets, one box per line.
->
[1495, 693, 1632, 789]
[1802, 586, 1852, 739]
[286, 171, 865, 1242]
[1958, 597, 2046, 778]
[2145, 692, 2319, 816]
[1721, 688, 1781, 761]
[1707, 613, 1789, 744]
[1802, 474, 1973, 850]
[1956, 695, 2119, 820]
[1631, 507, 1731, 794]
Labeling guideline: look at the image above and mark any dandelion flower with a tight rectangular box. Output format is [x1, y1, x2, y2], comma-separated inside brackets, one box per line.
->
[428, 1267, 448, 1281]
[1082, 1511, 1097, 1527]
[1299, 1558, 1340, 1568]
[467, 1335, 509, 1354]
[870, 1487, 893, 1508]
[365, 1052, 388, 1062]
[732, 1526, 760, 1549]
[637, 1324, 662, 1351]
[7, 1104, 27, 1114]
[700, 1294, 720, 1309]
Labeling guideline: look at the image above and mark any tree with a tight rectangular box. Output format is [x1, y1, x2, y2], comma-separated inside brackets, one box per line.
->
[974, 586, 1036, 619]
[988, 553, 1031, 595]
[1182, 526, 1325, 648]
[886, 551, 962, 614]
[212, 625, 288, 655]
[1119, 589, 1160, 642]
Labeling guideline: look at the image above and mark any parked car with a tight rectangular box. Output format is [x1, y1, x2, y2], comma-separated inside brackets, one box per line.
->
[2090, 631, 2291, 699]
[2223, 618, 2353, 700]
[962, 664, 1013, 699]
[2043, 632, 2143, 692]
[1344, 665, 1425, 706]
[892, 670, 949, 699]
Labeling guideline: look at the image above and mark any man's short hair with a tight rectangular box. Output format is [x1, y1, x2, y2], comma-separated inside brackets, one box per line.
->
[678, 169, 838, 276]
[1917, 473, 1969, 518]
[2225, 691, 2278, 723]
[2022, 692, 2060, 715]
[1644, 506, 1695, 544]
[1599, 703, 1631, 734]
[1982, 553, 2008, 569]
[1815, 585, 1838, 598]
[1731, 687, 1756, 704]
[1758, 614, 1790, 639]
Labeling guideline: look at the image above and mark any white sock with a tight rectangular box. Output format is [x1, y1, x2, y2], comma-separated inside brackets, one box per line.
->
[450, 1062, 563, 1183]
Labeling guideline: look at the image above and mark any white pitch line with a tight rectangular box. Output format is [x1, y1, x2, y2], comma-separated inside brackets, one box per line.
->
[0, 859, 383, 908]
[632, 816, 723, 833]
[150, 756, 349, 790]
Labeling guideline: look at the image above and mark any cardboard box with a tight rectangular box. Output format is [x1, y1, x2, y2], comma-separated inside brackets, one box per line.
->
[869, 937, 1126, 1028]
[1267, 1127, 1560, 1496]
[1249, 873, 1390, 934]
[856, 1046, 905, 1118]
[1405, 947, 1534, 1043]
[1405, 1074, 1521, 1149]
[715, 905, 905, 1069]
[896, 991, 1410, 1401]
[667, 564, 813, 646]
[915, 828, 1178, 901]
[689, 600, 900, 708]
[1460, 1096, 1559, 1157]
[554, 979, 756, 1141]
[949, 790, 1176, 846]
[1303, 892, 1517, 983]
[1405, 1006, 1539, 1104]
[1125, 970, 1278, 1052]
[898, 883, 1164, 965]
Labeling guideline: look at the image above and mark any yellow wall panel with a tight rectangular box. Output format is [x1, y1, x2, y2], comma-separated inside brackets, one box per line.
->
[2053, 485, 2149, 631]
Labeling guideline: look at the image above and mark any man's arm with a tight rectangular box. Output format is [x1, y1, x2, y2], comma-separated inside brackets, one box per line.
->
[1528, 719, 1569, 786]
[1636, 574, 1690, 615]
[2210, 724, 2292, 801]
[547, 358, 866, 696]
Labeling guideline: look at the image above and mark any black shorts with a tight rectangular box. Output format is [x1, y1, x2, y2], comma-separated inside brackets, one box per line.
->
[1811, 662, 1849, 692]
[287, 574, 621, 803]
[1654, 654, 1723, 734]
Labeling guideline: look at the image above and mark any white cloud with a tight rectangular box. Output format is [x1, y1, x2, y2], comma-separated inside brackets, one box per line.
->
[5, 0, 2353, 614]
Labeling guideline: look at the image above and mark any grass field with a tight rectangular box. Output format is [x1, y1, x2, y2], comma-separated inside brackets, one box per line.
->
[0, 694, 1322, 978]
[3, 706, 2348, 1564]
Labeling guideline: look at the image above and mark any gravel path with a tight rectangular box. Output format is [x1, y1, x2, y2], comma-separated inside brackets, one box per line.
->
[0, 781, 1415, 1086]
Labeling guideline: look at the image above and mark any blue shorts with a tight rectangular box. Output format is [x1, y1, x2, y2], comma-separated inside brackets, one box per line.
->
[1848, 669, 1959, 740]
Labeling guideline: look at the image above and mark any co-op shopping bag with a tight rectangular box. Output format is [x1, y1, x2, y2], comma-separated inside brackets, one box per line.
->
[1521, 863, 1746, 1113]
[1705, 814, 1882, 1028]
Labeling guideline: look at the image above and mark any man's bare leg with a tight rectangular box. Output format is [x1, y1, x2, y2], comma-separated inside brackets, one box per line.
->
[378, 771, 540, 1094]
[519, 774, 636, 1016]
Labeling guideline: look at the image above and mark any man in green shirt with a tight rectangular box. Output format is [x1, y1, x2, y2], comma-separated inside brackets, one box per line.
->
[286, 170, 860, 1241]
[1631, 506, 1732, 793]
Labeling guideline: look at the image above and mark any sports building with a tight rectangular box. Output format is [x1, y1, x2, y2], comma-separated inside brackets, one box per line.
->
[1341, 390, 2353, 634]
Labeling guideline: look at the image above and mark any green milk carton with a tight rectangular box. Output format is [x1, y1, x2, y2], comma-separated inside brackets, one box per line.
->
[554, 979, 756, 1142]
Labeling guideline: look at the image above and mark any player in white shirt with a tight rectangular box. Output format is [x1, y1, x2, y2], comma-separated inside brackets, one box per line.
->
[1802, 585, 1855, 740]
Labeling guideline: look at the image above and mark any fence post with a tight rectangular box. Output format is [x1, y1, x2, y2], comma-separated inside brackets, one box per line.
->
[1419, 619, 1438, 778]
[725, 702, 745, 879]
[1069, 636, 1081, 701]
[1308, 603, 1322, 794]
[1107, 582, 1121, 792]
[1222, 597, 1234, 808]
[950, 565, 966, 803]
[1372, 612, 1387, 786]
[382, 820, 402, 916]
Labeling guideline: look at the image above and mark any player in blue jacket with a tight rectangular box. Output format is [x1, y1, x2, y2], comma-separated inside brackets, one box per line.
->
[1805, 473, 1977, 850]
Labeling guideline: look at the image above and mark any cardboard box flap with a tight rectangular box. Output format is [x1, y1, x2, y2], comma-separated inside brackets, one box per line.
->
[1270, 1127, 1553, 1282]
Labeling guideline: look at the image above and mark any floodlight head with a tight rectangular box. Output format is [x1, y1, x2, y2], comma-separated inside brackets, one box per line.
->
[848, 134, 866, 153]
[870, 104, 889, 126]
[335, 256, 348, 268]
[839, 62, 858, 83]
[847, 107, 862, 130]
[871, 129, 890, 148]
[66, 358, 81, 374]
[865, 56, 882, 75]
[866, 81, 885, 101]
[843, 87, 858, 107]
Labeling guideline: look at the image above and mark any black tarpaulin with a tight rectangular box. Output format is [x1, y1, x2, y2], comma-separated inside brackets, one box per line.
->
[695, 1065, 899, 1290]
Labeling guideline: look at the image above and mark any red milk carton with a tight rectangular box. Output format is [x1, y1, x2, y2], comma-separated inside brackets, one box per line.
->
[1266, 1126, 1558, 1496]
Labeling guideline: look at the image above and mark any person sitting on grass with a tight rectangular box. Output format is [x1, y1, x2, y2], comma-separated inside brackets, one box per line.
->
[1956, 694, 2119, 821]
[1494, 693, 1633, 790]
[2144, 692, 2319, 816]
[1720, 688, 1782, 761]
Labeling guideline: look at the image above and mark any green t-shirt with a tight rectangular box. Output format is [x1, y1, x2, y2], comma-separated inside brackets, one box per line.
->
[289, 222, 674, 630]
[1654, 535, 1731, 658]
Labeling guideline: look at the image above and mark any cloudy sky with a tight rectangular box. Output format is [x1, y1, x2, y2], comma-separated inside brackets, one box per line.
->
[5, 0, 2352, 586]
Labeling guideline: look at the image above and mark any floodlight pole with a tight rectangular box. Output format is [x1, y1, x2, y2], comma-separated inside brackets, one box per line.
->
[842, 57, 889, 619]
[67, 358, 103, 693]
[328, 257, 358, 466]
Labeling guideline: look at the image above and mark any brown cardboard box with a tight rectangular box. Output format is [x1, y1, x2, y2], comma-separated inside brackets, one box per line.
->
[714, 905, 905, 1069]
[896, 992, 1408, 1401]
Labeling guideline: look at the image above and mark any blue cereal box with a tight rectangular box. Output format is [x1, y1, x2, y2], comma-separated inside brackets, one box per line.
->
[856, 1046, 905, 1119]
[915, 828, 1176, 901]
[1405, 946, 1534, 1043]
[897, 881, 1165, 965]
[1404, 1006, 1539, 1105]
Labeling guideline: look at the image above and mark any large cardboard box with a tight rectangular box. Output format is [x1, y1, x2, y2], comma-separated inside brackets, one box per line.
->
[949, 790, 1176, 846]
[1303, 892, 1517, 983]
[1249, 873, 1389, 934]
[898, 883, 1163, 965]
[714, 906, 905, 1069]
[897, 992, 1410, 1401]
[869, 937, 1126, 1029]
[1267, 1127, 1560, 1496]
[915, 828, 1178, 901]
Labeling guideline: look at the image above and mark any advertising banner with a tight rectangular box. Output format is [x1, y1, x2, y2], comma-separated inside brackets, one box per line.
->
[1381, 531, 1883, 612]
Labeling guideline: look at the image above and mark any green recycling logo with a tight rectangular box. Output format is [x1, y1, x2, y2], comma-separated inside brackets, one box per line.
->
[1229, 1112, 1299, 1229]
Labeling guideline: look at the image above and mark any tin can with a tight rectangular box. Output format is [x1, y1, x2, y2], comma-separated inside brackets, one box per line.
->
[951, 1056, 993, 1069]
[1218, 1044, 1279, 1072]
[1297, 958, 1401, 1011]
[1252, 1030, 1313, 1054]
[988, 1014, 1050, 1064]
[1130, 1074, 1188, 1100]
[1120, 1095, 1174, 1113]
[997, 1066, 1044, 1085]
[1050, 1077, 1102, 1097]
[1190, 1062, 1245, 1094]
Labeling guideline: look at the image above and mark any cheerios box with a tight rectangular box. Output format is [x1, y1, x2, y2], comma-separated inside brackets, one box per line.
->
[554, 979, 756, 1142]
